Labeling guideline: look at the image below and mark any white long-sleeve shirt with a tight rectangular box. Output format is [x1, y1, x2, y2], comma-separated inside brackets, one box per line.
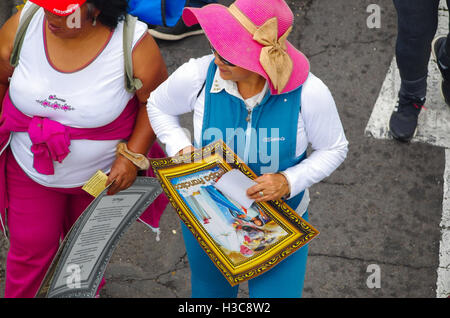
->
[147, 55, 348, 206]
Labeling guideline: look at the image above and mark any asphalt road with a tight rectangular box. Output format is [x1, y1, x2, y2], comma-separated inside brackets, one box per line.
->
[0, 0, 446, 299]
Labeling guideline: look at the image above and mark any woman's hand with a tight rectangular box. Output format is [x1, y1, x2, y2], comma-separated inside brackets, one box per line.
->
[246, 173, 290, 202]
[106, 155, 139, 195]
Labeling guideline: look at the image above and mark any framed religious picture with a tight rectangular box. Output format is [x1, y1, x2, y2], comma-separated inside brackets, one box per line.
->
[150, 140, 319, 286]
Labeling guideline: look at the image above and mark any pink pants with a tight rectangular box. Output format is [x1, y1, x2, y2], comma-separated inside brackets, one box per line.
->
[4, 148, 104, 298]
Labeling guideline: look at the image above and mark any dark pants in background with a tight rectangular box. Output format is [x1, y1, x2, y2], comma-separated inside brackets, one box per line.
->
[394, 0, 450, 99]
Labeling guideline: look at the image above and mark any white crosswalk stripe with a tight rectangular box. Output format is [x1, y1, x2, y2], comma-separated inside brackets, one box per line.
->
[437, 149, 450, 297]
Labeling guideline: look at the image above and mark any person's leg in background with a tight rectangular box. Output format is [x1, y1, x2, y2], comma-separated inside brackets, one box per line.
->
[389, 0, 440, 142]
[430, 0, 450, 106]
[148, 0, 218, 41]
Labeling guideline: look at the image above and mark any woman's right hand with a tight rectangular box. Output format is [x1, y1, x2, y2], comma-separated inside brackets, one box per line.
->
[106, 154, 139, 195]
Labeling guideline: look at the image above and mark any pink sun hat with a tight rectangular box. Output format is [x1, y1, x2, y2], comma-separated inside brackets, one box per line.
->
[182, 0, 310, 95]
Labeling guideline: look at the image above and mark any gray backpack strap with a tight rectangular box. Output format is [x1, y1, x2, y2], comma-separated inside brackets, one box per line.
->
[10, 3, 40, 67]
[123, 14, 143, 93]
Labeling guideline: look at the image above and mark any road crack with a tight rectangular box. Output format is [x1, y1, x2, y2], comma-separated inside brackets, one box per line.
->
[309, 252, 435, 270]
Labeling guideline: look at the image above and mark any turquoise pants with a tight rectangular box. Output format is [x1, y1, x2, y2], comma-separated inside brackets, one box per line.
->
[181, 212, 309, 298]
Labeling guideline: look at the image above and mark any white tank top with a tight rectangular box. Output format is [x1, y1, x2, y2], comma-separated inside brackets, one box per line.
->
[9, 3, 148, 188]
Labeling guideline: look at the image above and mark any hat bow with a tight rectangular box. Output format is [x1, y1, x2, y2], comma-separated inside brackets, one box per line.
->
[228, 4, 294, 94]
[253, 18, 293, 94]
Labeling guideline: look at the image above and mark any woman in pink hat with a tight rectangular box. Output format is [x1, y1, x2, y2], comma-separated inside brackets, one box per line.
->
[148, 0, 348, 297]
[0, 0, 168, 297]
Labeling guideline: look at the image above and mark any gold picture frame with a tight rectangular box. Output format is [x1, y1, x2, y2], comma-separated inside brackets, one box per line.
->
[150, 140, 319, 286]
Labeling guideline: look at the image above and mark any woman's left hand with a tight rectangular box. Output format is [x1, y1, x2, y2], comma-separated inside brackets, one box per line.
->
[246, 173, 290, 202]
[106, 155, 139, 195]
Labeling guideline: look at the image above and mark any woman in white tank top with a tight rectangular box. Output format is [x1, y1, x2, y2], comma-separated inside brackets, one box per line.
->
[0, 0, 167, 297]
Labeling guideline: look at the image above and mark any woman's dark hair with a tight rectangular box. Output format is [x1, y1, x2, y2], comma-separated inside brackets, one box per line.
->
[86, 0, 128, 29]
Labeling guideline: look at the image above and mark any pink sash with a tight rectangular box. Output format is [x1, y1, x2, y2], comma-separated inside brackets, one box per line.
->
[0, 91, 168, 235]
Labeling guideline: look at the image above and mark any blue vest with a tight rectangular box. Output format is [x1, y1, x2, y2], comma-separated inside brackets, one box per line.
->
[199, 61, 306, 210]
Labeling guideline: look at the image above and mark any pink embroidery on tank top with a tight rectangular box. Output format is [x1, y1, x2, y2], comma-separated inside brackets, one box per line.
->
[36, 95, 75, 112]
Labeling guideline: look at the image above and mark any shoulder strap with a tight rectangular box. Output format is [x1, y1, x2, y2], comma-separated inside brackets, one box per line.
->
[10, 3, 40, 67]
[123, 14, 143, 93]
